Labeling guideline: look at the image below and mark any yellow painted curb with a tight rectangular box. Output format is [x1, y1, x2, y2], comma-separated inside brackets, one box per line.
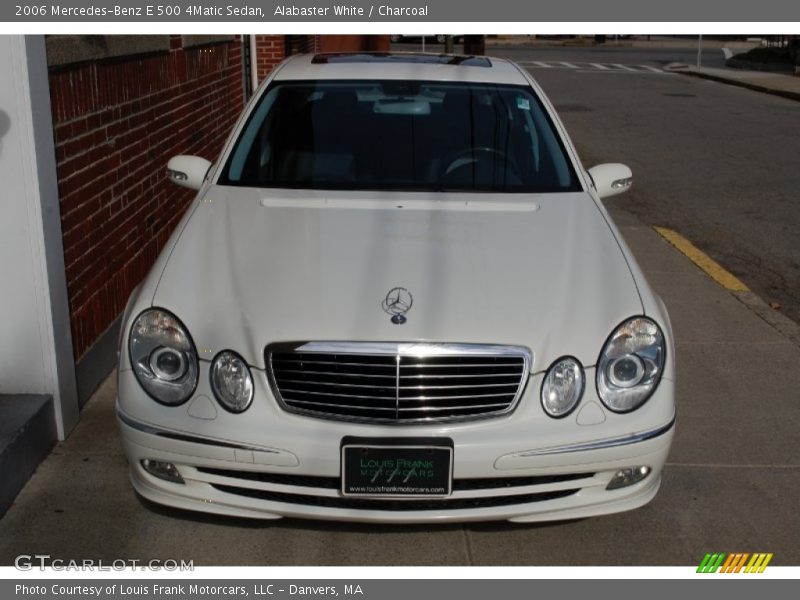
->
[653, 227, 750, 292]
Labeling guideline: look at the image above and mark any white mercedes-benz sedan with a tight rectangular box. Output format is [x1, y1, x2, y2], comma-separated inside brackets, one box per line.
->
[117, 52, 675, 523]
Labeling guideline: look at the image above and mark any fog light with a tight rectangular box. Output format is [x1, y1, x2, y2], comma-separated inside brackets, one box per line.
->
[541, 356, 585, 418]
[141, 459, 184, 484]
[606, 466, 651, 490]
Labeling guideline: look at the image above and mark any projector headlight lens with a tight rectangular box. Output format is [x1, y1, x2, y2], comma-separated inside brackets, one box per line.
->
[597, 317, 666, 413]
[129, 309, 198, 406]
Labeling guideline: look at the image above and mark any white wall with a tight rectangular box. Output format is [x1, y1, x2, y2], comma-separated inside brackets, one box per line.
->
[0, 36, 46, 393]
[0, 36, 78, 438]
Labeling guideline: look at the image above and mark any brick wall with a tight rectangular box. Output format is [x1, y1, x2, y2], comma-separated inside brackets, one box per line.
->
[49, 36, 246, 360]
[254, 35, 319, 82]
[254, 35, 286, 82]
[48, 34, 372, 363]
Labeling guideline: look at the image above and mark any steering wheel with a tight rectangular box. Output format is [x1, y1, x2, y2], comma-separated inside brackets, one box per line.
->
[441, 146, 521, 181]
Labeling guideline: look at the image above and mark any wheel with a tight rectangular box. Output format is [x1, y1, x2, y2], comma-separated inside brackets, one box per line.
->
[436, 35, 446, 44]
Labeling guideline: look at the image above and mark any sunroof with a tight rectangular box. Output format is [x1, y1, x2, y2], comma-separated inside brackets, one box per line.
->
[311, 53, 492, 68]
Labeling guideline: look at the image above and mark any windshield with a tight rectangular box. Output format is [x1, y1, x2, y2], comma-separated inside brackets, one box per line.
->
[219, 80, 581, 193]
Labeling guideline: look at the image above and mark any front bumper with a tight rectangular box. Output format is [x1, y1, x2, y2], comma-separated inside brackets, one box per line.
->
[117, 364, 675, 523]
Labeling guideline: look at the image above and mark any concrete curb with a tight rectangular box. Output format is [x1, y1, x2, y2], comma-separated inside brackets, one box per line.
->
[0, 395, 56, 518]
[652, 225, 800, 350]
[733, 291, 800, 349]
[675, 69, 800, 103]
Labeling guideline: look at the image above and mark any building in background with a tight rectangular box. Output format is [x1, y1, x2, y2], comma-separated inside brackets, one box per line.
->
[0, 34, 390, 517]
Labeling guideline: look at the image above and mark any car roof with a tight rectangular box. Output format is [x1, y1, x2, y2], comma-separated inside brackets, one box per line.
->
[272, 52, 530, 86]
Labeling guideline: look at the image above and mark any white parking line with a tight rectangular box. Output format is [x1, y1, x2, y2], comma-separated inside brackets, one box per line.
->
[521, 61, 669, 75]
[518, 61, 545, 67]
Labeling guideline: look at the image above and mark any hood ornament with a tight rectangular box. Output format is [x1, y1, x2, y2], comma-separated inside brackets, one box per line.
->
[382, 287, 413, 324]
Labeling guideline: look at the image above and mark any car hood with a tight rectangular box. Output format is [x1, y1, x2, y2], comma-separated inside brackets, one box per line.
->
[153, 187, 642, 371]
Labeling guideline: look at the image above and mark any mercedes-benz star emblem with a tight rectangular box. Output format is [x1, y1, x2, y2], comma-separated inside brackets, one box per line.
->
[382, 287, 413, 324]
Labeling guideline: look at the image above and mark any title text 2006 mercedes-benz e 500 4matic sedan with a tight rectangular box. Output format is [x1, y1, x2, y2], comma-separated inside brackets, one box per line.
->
[117, 53, 675, 523]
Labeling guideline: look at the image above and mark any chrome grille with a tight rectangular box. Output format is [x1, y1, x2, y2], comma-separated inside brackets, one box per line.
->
[266, 343, 532, 423]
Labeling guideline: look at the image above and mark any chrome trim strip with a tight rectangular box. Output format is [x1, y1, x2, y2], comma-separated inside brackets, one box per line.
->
[293, 342, 532, 359]
[394, 354, 401, 420]
[398, 402, 510, 412]
[517, 417, 676, 457]
[266, 341, 533, 425]
[117, 411, 278, 453]
[280, 388, 399, 401]
[273, 360, 397, 369]
[288, 399, 397, 412]
[279, 388, 517, 402]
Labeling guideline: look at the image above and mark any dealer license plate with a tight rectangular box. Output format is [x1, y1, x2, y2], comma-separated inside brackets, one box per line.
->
[341, 439, 453, 498]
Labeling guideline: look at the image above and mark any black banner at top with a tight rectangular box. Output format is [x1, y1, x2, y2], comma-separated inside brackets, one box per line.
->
[3, 0, 800, 22]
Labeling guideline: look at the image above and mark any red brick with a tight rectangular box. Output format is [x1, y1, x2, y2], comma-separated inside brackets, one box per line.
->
[50, 37, 255, 359]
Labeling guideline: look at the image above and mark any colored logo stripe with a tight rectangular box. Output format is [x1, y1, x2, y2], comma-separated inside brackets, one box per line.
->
[697, 552, 773, 573]
[721, 553, 749, 573]
[746, 553, 773, 573]
[697, 553, 726, 573]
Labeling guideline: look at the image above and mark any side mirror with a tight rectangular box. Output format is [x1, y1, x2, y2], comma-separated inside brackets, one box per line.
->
[587, 163, 633, 199]
[166, 155, 212, 191]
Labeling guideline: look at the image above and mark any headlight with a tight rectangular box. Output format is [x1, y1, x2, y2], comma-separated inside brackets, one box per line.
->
[541, 356, 584, 418]
[597, 317, 665, 413]
[210, 350, 254, 413]
[129, 309, 198, 405]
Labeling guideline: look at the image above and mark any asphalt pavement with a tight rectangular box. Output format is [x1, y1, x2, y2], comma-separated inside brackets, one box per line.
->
[398, 38, 738, 68]
[486, 44, 800, 326]
[491, 44, 730, 69]
[1, 42, 799, 567]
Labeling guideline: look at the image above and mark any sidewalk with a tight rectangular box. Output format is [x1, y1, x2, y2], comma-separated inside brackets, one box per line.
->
[0, 205, 798, 565]
[667, 63, 800, 101]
